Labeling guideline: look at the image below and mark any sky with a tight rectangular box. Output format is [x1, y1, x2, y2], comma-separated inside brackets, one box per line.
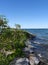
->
[0, 0, 48, 28]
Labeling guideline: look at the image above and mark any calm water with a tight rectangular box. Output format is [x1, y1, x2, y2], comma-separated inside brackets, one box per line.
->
[25, 29, 48, 44]
[24, 29, 48, 62]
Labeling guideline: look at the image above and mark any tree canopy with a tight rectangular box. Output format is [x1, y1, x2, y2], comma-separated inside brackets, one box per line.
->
[15, 24, 21, 29]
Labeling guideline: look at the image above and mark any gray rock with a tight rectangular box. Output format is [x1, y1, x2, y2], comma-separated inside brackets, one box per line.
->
[29, 54, 40, 65]
[10, 58, 29, 65]
[15, 58, 29, 65]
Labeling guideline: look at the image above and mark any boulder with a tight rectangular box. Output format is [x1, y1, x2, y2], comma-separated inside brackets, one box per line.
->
[29, 54, 40, 65]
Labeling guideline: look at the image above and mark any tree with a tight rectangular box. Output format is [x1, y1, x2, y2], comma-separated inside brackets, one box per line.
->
[15, 24, 21, 29]
[0, 15, 8, 32]
[0, 15, 8, 28]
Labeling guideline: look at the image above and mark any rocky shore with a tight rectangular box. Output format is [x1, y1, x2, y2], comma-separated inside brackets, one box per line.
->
[10, 32, 48, 65]
[10, 40, 48, 65]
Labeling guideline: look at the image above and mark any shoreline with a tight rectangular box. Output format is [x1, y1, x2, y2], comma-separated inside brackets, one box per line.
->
[10, 32, 48, 65]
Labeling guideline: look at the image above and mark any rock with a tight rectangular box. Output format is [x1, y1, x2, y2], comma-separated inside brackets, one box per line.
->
[10, 58, 29, 65]
[25, 40, 34, 47]
[15, 58, 29, 65]
[23, 47, 34, 52]
[29, 54, 40, 65]
[37, 54, 48, 65]
[38, 61, 47, 65]
[38, 54, 42, 58]
[23, 47, 34, 57]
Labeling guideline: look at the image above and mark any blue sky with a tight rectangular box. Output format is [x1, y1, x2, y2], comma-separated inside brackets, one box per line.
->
[0, 0, 48, 28]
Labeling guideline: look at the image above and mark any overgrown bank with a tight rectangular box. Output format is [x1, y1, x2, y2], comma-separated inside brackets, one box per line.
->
[0, 16, 36, 65]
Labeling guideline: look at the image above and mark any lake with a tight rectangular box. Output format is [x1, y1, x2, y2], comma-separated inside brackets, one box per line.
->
[24, 29, 48, 63]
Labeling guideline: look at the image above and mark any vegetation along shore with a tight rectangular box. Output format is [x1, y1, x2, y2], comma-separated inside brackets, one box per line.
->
[0, 16, 48, 65]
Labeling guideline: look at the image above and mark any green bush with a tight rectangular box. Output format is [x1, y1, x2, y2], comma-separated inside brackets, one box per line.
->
[7, 53, 15, 62]
[0, 53, 9, 65]
[0, 17, 27, 64]
[5, 44, 12, 51]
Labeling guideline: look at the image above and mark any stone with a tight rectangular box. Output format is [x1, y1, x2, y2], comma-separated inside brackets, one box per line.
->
[15, 58, 29, 65]
[29, 54, 39, 65]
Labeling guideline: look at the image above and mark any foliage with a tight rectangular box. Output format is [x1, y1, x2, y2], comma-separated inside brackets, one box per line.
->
[7, 53, 15, 62]
[0, 16, 27, 65]
[0, 53, 9, 65]
[15, 24, 21, 29]
[0, 15, 8, 33]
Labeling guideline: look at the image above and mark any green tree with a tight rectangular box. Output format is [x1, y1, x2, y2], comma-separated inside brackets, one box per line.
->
[0, 15, 8, 32]
[15, 24, 21, 29]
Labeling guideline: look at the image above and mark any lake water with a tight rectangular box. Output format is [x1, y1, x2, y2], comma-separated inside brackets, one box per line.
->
[24, 29, 48, 63]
